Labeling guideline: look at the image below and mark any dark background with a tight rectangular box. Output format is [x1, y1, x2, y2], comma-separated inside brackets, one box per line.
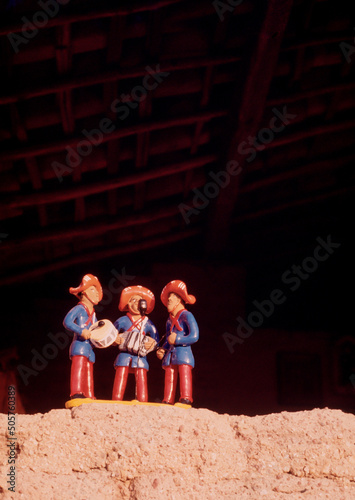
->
[0, 0, 354, 415]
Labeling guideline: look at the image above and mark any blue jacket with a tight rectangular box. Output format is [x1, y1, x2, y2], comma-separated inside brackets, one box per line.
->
[161, 309, 199, 368]
[113, 314, 159, 370]
[63, 303, 97, 363]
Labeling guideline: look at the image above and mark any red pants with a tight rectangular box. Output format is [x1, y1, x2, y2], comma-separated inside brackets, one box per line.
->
[70, 356, 95, 399]
[112, 366, 148, 402]
[163, 364, 193, 404]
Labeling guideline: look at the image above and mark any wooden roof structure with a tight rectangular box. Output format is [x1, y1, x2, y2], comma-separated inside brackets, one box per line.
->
[0, 0, 354, 285]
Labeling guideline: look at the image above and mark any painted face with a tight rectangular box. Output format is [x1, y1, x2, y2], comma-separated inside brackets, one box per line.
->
[167, 292, 181, 313]
[127, 294, 143, 315]
[84, 285, 100, 305]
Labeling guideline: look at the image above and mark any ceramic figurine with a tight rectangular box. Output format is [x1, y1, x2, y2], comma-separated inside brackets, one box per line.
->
[63, 274, 103, 399]
[157, 280, 199, 405]
[112, 286, 159, 402]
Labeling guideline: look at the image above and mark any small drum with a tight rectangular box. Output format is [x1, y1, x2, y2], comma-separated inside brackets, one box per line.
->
[89, 320, 118, 348]
[118, 330, 157, 357]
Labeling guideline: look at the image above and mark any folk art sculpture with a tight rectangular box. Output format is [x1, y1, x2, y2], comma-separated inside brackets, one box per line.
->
[63, 276, 198, 409]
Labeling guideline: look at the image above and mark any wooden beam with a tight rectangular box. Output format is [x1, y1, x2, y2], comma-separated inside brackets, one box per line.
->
[9, 104, 48, 226]
[2, 205, 183, 251]
[0, 0, 183, 36]
[241, 153, 355, 194]
[282, 30, 355, 51]
[104, 14, 126, 216]
[265, 118, 355, 150]
[0, 55, 240, 105]
[206, 0, 294, 253]
[2, 153, 217, 209]
[0, 109, 226, 161]
[267, 81, 355, 106]
[289, 0, 316, 84]
[0, 227, 201, 286]
[233, 185, 355, 225]
[55, 24, 74, 135]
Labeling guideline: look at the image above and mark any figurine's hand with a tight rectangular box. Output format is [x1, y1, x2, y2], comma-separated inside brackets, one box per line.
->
[156, 348, 165, 360]
[81, 328, 91, 340]
[145, 337, 155, 350]
[167, 333, 177, 345]
[113, 335, 123, 345]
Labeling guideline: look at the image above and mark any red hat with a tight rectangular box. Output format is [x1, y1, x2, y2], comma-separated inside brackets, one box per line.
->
[119, 285, 155, 314]
[69, 274, 103, 301]
[161, 280, 196, 307]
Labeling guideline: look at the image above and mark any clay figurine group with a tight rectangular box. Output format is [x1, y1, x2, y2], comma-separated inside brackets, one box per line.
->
[63, 275, 199, 406]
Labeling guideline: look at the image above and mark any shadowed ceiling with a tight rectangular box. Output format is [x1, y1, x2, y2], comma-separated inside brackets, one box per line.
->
[0, 0, 354, 286]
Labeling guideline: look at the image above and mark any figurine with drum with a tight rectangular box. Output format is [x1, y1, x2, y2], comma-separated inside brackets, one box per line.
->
[63, 274, 104, 400]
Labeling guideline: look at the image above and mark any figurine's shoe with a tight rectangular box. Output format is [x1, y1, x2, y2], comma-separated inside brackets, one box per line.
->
[179, 398, 192, 405]
[162, 401, 173, 405]
[70, 393, 87, 399]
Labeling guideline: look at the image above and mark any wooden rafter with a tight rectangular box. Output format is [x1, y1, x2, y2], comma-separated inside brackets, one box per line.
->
[206, 0, 295, 252]
[0, 55, 241, 106]
[1, 154, 217, 210]
[0, 0, 184, 36]
[0, 226, 201, 286]
[0, 109, 226, 162]
[9, 103, 48, 226]
[0, 0, 354, 286]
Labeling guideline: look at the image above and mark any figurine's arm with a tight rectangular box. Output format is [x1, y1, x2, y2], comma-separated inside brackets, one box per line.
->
[113, 316, 129, 345]
[63, 305, 86, 336]
[174, 312, 199, 346]
[161, 320, 171, 349]
[63, 305, 92, 340]
[156, 321, 170, 358]
[115, 315, 131, 331]
[146, 320, 159, 342]
[144, 320, 159, 351]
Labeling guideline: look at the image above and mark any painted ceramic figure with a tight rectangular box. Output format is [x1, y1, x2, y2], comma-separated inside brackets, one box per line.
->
[157, 280, 199, 405]
[112, 286, 159, 402]
[63, 274, 103, 399]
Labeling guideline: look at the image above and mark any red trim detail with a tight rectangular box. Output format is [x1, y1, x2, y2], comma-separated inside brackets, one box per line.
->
[169, 309, 186, 333]
[127, 313, 146, 334]
[78, 301, 95, 327]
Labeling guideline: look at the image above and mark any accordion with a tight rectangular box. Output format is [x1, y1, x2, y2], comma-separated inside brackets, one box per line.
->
[118, 330, 157, 357]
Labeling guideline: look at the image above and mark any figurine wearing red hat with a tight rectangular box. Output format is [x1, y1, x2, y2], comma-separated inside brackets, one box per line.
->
[63, 274, 103, 399]
[157, 280, 199, 405]
[112, 286, 159, 402]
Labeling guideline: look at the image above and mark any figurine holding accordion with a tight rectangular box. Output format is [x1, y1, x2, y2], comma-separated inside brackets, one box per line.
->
[112, 285, 159, 402]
